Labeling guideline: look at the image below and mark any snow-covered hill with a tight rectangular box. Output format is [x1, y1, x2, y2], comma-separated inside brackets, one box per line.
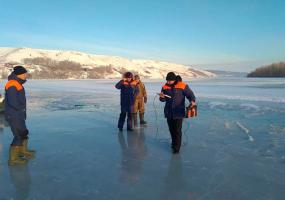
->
[0, 47, 215, 79]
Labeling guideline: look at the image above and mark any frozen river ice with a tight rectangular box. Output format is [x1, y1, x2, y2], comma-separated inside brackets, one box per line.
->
[0, 77, 285, 200]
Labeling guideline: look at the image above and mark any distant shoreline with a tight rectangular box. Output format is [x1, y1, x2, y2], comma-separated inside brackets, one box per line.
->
[247, 62, 285, 78]
[247, 76, 285, 78]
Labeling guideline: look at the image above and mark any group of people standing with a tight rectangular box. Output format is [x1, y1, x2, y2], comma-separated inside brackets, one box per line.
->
[115, 71, 196, 154]
[115, 72, 147, 132]
[4, 66, 196, 166]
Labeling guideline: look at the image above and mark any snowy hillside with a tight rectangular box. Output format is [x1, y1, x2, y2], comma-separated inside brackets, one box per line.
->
[0, 47, 215, 79]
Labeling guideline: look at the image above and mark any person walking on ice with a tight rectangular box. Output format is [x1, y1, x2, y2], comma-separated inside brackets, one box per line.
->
[159, 72, 196, 154]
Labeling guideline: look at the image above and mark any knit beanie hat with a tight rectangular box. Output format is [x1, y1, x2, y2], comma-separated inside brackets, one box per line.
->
[13, 66, 27, 75]
[166, 72, 176, 81]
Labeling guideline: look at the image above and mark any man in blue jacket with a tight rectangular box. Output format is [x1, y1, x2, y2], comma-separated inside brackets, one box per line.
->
[5, 66, 35, 165]
[159, 72, 196, 154]
[116, 72, 139, 131]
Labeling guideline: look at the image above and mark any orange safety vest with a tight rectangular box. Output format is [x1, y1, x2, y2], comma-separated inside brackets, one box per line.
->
[162, 81, 187, 90]
[5, 80, 23, 91]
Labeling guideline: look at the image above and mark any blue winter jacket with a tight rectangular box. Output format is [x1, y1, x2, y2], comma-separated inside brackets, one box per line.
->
[115, 80, 139, 112]
[160, 81, 195, 119]
[4, 73, 27, 121]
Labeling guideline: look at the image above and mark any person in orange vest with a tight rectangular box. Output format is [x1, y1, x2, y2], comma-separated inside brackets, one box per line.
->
[159, 72, 196, 154]
[132, 75, 147, 126]
[4, 66, 35, 165]
[115, 72, 139, 131]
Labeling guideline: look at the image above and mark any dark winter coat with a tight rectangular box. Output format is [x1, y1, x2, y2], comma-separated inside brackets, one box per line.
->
[115, 80, 139, 112]
[4, 72, 27, 121]
[160, 81, 195, 119]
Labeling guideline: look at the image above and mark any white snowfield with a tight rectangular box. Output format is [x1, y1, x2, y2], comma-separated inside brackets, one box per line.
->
[0, 47, 216, 79]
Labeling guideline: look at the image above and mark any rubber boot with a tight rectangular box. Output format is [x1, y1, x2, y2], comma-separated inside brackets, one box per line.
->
[139, 113, 147, 125]
[20, 139, 36, 159]
[8, 146, 27, 166]
[132, 113, 138, 127]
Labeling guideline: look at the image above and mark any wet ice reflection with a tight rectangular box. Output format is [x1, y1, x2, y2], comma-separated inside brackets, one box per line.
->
[118, 129, 147, 184]
[8, 165, 31, 200]
[0, 78, 284, 200]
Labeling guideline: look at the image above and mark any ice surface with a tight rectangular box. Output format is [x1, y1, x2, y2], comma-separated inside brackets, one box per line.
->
[0, 77, 285, 200]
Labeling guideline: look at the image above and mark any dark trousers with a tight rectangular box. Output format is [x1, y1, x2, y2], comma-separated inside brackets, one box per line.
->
[7, 118, 28, 146]
[118, 111, 132, 129]
[167, 118, 183, 151]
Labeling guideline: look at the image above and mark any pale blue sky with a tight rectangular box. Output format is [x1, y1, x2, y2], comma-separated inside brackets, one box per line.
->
[0, 0, 284, 72]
